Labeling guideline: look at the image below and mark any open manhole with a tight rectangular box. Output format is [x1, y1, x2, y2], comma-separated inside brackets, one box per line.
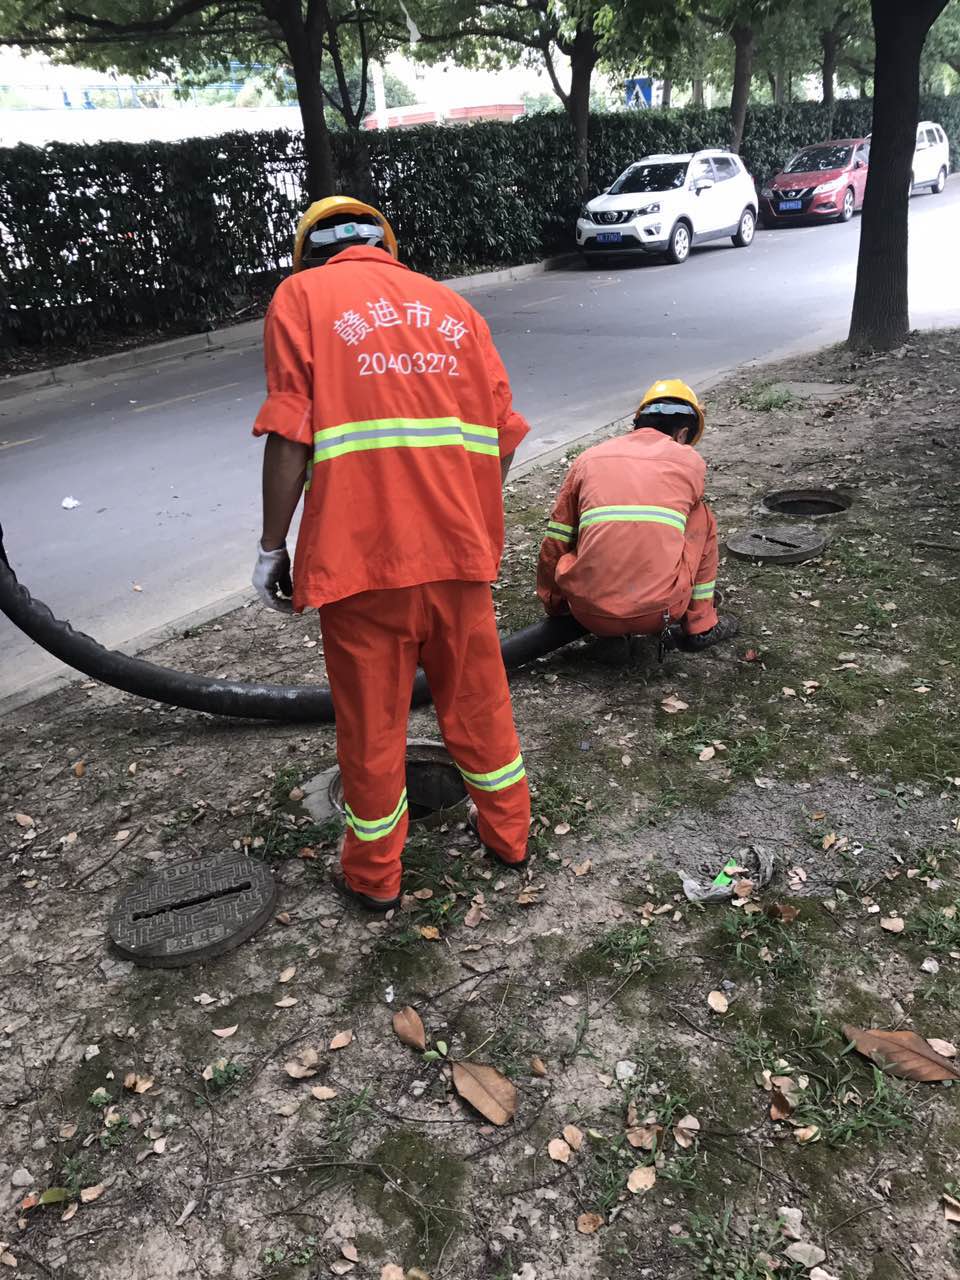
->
[109, 852, 276, 968]
[763, 487, 852, 518]
[327, 740, 468, 827]
[726, 524, 828, 565]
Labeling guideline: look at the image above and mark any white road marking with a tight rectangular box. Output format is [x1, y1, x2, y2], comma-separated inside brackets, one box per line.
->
[518, 294, 564, 310]
[0, 436, 40, 451]
[133, 382, 241, 414]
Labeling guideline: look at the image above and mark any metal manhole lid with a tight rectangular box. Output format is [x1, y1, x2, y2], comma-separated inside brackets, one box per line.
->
[726, 524, 827, 565]
[109, 852, 277, 968]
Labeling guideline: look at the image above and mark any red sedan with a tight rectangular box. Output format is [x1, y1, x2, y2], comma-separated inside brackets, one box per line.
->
[759, 138, 870, 226]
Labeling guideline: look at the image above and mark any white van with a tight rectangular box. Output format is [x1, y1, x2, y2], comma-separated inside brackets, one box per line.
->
[911, 121, 949, 194]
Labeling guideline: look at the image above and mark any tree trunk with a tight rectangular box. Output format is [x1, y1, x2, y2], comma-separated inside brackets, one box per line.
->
[821, 29, 838, 106]
[692, 78, 704, 107]
[567, 23, 597, 195]
[276, 0, 335, 200]
[728, 23, 755, 152]
[767, 71, 777, 100]
[848, 0, 950, 350]
[661, 77, 672, 108]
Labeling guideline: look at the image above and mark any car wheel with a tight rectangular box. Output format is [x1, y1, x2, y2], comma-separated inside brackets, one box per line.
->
[838, 188, 855, 222]
[732, 207, 756, 247]
[933, 166, 947, 194]
[665, 221, 690, 264]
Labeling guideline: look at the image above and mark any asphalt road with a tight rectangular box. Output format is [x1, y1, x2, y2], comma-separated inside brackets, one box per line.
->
[3, 180, 960, 705]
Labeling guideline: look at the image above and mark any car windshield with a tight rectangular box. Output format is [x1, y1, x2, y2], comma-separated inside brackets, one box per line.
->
[609, 162, 687, 194]
[783, 145, 852, 173]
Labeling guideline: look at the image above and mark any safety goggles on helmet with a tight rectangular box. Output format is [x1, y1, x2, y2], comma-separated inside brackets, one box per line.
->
[637, 400, 698, 418]
[307, 221, 385, 251]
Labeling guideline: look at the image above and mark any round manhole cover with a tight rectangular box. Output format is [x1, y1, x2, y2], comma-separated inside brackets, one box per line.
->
[763, 487, 851, 518]
[726, 525, 828, 565]
[109, 853, 277, 968]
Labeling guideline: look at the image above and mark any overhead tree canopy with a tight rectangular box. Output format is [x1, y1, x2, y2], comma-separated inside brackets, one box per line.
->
[0, 0, 416, 198]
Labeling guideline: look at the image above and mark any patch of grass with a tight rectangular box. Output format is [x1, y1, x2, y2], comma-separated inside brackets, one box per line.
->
[594, 924, 658, 976]
[60, 1155, 89, 1198]
[716, 908, 809, 984]
[206, 1059, 247, 1095]
[679, 1210, 805, 1279]
[734, 1015, 912, 1148]
[906, 898, 960, 954]
[741, 382, 795, 412]
[99, 1113, 130, 1151]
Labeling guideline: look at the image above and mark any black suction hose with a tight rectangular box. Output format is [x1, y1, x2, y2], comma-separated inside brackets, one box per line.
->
[0, 524, 586, 722]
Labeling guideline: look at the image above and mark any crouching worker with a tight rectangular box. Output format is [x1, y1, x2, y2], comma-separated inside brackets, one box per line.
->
[536, 379, 738, 658]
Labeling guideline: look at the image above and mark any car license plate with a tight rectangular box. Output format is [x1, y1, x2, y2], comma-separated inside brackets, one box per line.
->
[778, 199, 802, 211]
[596, 231, 623, 243]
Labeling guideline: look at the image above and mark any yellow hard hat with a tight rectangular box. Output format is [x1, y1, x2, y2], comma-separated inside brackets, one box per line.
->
[636, 378, 705, 445]
[293, 195, 398, 272]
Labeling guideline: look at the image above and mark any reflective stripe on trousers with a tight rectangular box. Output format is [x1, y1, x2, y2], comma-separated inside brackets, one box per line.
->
[458, 753, 526, 792]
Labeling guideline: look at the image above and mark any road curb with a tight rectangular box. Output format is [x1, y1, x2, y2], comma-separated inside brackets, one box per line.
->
[0, 255, 577, 403]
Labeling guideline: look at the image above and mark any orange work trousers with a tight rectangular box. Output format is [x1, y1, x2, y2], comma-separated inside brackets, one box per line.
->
[571, 502, 720, 639]
[319, 580, 530, 900]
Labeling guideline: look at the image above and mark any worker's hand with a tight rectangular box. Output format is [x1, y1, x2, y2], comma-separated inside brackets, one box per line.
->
[253, 541, 293, 613]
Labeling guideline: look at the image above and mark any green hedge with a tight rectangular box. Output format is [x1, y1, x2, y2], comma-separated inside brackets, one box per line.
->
[2, 95, 958, 351]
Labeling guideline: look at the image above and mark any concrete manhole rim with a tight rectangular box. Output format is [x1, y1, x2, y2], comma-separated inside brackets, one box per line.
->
[108, 851, 277, 969]
[762, 486, 853, 519]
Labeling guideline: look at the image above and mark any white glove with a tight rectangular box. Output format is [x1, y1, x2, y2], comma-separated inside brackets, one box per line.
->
[253, 541, 293, 612]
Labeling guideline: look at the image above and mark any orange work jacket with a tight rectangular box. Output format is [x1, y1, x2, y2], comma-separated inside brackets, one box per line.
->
[253, 246, 529, 611]
[537, 429, 707, 623]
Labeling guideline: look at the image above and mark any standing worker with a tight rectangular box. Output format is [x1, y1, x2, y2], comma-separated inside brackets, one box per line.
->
[251, 197, 531, 910]
[537, 379, 738, 660]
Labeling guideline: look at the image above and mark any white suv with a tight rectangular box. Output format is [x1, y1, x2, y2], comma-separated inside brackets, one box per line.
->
[910, 120, 949, 194]
[576, 149, 758, 265]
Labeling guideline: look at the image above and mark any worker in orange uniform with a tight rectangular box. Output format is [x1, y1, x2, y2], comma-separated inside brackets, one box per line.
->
[537, 379, 738, 659]
[251, 197, 531, 910]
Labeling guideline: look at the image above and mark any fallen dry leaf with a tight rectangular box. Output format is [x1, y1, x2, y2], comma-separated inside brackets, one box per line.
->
[412, 887, 434, 901]
[548, 1138, 572, 1164]
[767, 903, 800, 923]
[563, 1124, 584, 1151]
[122, 1073, 154, 1095]
[418, 925, 440, 940]
[463, 903, 485, 928]
[707, 991, 729, 1015]
[330, 1262, 354, 1277]
[793, 1125, 821, 1144]
[927, 1038, 957, 1059]
[61, 1202, 78, 1223]
[698, 746, 716, 762]
[392, 1006, 427, 1053]
[451, 1061, 517, 1125]
[576, 1212, 604, 1234]
[843, 1025, 960, 1081]
[59, 1122, 78, 1140]
[626, 1125, 662, 1151]
[14, 812, 34, 827]
[880, 917, 905, 934]
[673, 1115, 700, 1149]
[329, 1030, 353, 1051]
[660, 694, 689, 714]
[530, 1055, 548, 1077]
[381, 1268, 405, 1280]
[284, 1048, 321, 1080]
[627, 1165, 657, 1193]
[572, 858, 592, 877]
[784, 1243, 826, 1268]
[942, 1192, 960, 1223]
[275, 911, 292, 926]
[275, 997, 297, 1008]
[278, 965, 296, 983]
[153, 1137, 167, 1155]
[341, 1242, 359, 1263]
[310, 1085, 338, 1101]
[554, 821, 571, 836]
[73, 761, 86, 778]
[79, 1184, 105, 1203]
[0, 1253, 16, 1268]
[212, 1025, 238, 1039]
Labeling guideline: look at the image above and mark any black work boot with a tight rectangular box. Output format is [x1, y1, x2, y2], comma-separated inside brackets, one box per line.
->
[677, 615, 740, 654]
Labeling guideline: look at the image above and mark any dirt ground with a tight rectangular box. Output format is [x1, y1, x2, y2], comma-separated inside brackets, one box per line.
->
[2, 331, 960, 1280]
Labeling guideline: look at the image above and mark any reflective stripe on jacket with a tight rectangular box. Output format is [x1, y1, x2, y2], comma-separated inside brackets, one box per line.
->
[536, 429, 708, 623]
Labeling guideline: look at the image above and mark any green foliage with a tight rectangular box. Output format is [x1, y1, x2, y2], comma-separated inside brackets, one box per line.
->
[4, 92, 960, 352]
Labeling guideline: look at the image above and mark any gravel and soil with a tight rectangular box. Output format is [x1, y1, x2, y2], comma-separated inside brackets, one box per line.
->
[2, 330, 960, 1280]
